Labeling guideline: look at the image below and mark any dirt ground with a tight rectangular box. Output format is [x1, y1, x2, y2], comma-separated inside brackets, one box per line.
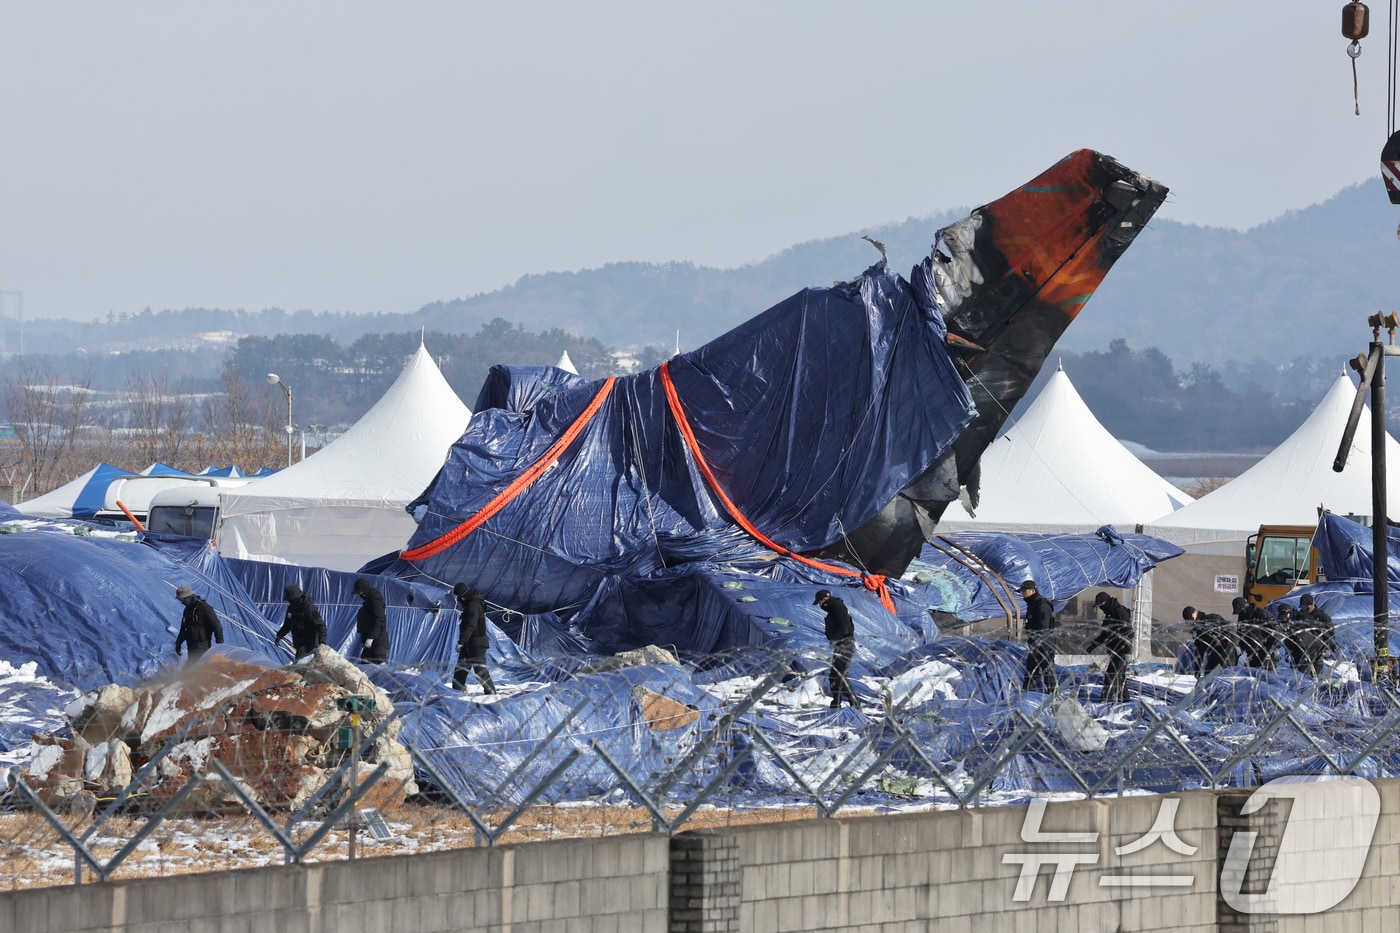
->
[0, 799, 860, 892]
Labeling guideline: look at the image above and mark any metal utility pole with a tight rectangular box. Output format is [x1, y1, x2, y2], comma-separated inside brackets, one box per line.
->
[266, 373, 294, 468]
[1334, 312, 1398, 683]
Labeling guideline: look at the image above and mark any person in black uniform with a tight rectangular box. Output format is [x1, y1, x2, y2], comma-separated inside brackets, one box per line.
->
[1297, 593, 1337, 655]
[275, 584, 327, 660]
[1286, 594, 1337, 677]
[1232, 596, 1282, 671]
[1183, 606, 1238, 675]
[1087, 591, 1132, 702]
[814, 588, 857, 708]
[452, 583, 496, 694]
[174, 585, 224, 664]
[1277, 603, 1311, 674]
[1018, 580, 1058, 693]
[353, 577, 389, 664]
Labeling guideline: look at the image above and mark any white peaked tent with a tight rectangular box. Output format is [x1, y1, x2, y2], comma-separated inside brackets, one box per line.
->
[1144, 371, 1400, 619]
[218, 344, 472, 572]
[18, 464, 134, 518]
[556, 350, 579, 375]
[1147, 372, 1400, 545]
[937, 365, 1193, 533]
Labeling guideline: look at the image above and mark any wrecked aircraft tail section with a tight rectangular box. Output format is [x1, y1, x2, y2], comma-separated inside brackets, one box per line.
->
[390, 150, 1165, 649]
[815, 150, 1168, 577]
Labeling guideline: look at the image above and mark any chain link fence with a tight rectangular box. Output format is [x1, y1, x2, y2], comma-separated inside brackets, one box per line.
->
[2, 629, 1397, 892]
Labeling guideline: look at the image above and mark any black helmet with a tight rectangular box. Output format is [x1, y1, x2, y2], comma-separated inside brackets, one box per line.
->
[353, 577, 372, 595]
[284, 584, 304, 602]
[1094, 591, 1111, 607]
[1017, 580, 1037, 593]
[1231, 596, 1248, 613]
[1181, 606, 1196, 621]
[453, 583, 474, 600]
[813, 589, 832, 605]
[1299, 593, 1315, 608]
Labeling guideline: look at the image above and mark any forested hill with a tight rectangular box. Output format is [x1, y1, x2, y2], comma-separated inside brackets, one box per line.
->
[409, 177, 1400, 386]
[9, 178, 1393, 392]
[2, 178, 1394, 450]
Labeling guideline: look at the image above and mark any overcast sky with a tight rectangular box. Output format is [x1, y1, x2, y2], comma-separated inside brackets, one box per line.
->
[0, 1, 1386, 322]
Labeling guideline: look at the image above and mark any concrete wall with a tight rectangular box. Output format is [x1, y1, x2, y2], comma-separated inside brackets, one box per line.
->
[1276, 778, 1400, 933]
[6, 781, 1400, 932]
[727, 792, 1220, 932]
[0, 834, 671, 933]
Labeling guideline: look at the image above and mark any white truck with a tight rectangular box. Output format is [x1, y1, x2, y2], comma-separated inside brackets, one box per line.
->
[121, 476, 253, 538]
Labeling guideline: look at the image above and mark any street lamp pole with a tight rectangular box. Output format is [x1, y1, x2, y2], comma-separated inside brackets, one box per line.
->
[267, 373, 294, 468]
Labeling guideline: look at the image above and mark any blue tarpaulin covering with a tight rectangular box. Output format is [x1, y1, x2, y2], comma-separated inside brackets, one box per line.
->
[1267, 511, 1400, 657]
[0, 514, 1186, 768]
[4, 151, 1297, 803]
[0, 528, 281, 690]
[382, 256, 976, 646]
[218, 553, 460, 668]
[1311, 510, 1400, 584]
[911, 525, 1184, 621]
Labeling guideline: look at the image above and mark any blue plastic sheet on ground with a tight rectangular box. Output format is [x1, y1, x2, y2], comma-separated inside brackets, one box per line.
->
[374, 662, 724, 807]
[0, 664, 74, 764]
[0, 528, 280, 690]
[9, 505, 1383, 813]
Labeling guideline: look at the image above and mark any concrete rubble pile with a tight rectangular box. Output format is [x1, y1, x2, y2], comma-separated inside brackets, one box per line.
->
[23, 647, 417, 816]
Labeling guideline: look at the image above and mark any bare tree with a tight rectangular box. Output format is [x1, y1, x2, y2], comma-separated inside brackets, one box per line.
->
[0, 443, 31, 504]
[195, 370, 283, 470]
[1183, 475, 1229, 498]
[3, 359, 94, 494]
[125, 370, 196, 468]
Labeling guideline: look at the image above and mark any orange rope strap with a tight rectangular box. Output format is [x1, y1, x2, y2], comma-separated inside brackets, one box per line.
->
[401, 376, 618, 562]
[658, 362, 895, 614]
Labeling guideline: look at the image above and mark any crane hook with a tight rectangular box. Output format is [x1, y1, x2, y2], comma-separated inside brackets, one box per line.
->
[1344, 1, 1371, 115]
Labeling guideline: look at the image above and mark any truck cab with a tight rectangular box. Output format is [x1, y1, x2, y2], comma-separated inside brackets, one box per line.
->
[1244, 524, 1323, 610]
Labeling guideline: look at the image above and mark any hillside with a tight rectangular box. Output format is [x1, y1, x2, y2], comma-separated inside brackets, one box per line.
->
[6, 182, 1392, 378]
[1, 180, 1395, 454]
[405, 179, 1400, 378]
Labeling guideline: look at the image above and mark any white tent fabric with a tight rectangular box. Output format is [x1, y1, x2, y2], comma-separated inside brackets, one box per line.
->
[936, 366, 1192, 534]
[1145, 373, 1400, 546]
[218, 344, 472, 571]
[18, 464, 131, 518]
[556, 350, 579, 375]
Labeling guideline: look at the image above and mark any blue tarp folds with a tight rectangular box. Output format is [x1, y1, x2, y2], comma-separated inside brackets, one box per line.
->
[0, 529, 280, 689]
[389, 260, 975, 641]
[1265, 511, 1400, 657]
[220, 554, 460, 671]
[1311, 510, 1400, 584]
[913, 525, 1184, 621]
